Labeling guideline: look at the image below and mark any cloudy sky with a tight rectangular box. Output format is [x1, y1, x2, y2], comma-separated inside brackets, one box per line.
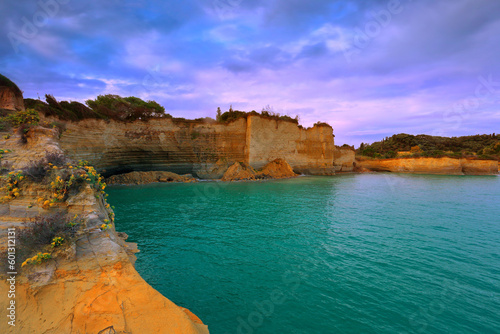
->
[1, 0, 499, 146]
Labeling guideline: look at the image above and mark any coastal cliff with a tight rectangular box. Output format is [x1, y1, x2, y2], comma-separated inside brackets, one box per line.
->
[356, 157, 498, 175]
[0, 125, 208, 333]
[58, 115, 335, 178]
[333, 146, 356, 172]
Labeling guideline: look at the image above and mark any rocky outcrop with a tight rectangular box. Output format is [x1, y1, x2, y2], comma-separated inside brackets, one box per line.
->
[356, 157, 498, 175]
[333, 146, 355, 172]
[221, 158, 298, 181]
[258, 158, 298, 179]
[0, 125, 208, 333]
[58, 115, 335, 178]
[107, 171, 197, 185]
[0, 74, 24, 111]
[221, 162, 257, 181]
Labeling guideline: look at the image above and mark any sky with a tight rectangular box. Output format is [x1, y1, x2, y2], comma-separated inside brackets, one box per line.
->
[1, 0, 500, 146]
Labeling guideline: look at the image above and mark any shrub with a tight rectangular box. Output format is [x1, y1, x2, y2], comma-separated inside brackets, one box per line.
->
[384, 150, 397, 158]
[16, 213, 80, 262]
[22, 159, 48, 182]
[1, 171, 24, 202]
[45, 151, 66, 166]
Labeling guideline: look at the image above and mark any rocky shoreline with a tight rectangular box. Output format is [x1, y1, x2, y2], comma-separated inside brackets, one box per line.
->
[355, 156, 498, 175]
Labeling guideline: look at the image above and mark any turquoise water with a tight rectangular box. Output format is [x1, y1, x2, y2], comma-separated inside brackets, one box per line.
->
[107, 174, 500, 334]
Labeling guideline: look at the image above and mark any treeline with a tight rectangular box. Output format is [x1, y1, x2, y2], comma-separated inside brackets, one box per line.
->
[216, 105, 300, 124]
[25, 94, 170, 122]
[24, 94, 309, 126]
[357, 133, 500, 160]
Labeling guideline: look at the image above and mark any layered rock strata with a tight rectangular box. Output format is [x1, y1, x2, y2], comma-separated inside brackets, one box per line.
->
[58, 115, 335, 178]
[356, 157, 498, 175]
[0, 126, 208, 333]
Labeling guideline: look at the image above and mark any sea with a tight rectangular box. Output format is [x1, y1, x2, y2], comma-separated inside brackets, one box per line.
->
[107, 173, 500, 334]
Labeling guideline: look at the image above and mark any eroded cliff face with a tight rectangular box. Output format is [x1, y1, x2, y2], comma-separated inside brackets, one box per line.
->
[59, 115, 335, 178]
[59, 117, 247, 178]
[246, 116, 335, 175]
[0, 126, 208, 334]
[356, 157, 498, 175]
[333, 146, 355, 172]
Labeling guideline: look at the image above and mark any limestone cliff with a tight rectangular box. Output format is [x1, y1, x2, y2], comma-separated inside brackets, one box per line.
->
[58, 115, 335, 178]
[0, 125, 208, 333]
[356, 157, 498, 175]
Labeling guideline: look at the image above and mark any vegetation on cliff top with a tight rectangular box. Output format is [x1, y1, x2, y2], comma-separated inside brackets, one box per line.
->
[25, 94, 171, 122]
[216, 105, 301, 125]
[0, 74, 23, 96]
[357, 133, 500, 160]
[215, 105, 332, 128]
[25, 93, 332, 128]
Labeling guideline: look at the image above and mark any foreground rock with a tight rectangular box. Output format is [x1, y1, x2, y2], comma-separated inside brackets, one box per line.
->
[0, 123, 208, 332]
[356, 157, 498, 175]
[221, 158, 298, 181]
[107, 171, 197, 185]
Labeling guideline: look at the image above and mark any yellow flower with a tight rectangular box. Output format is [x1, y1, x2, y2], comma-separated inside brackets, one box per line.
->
[43, 200, 50, 206]
[53, 166, 58, 169]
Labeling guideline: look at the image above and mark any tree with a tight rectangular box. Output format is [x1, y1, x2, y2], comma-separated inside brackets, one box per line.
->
[216, 107, 221, 121]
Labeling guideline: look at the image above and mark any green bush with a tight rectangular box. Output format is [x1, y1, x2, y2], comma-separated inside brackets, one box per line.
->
[25, 94, 171, 122]
[0, 108, 40, 130]
[357, 133, 500, 160]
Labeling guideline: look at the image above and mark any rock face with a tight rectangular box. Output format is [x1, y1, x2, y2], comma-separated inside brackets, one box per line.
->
[245, 116, 335, 175]
[333, 146, 356, 172]
[107, 171, 197, 185]
[0, 125, 209, 333]
[221, 158, 298, 181]
[0, 74, 24, 111]
[356, 157, 498, 175]
[59, 115, 335, 177]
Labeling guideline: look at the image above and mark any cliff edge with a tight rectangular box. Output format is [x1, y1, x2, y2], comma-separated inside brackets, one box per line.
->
[0, 110, 208, 332]
[356, 157, 498, 175]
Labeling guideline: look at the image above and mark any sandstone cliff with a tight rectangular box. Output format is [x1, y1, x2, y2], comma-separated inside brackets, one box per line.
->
[333, 146, 355, 172]
[356, 157, 498, 175]
[245, 116, 335, 175]
[0, 125, 208, 333]
[58, 115, 335, 178]
[0, 75, 24, 111]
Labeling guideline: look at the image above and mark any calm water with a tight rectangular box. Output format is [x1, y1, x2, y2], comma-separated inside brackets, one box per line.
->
[107, 174, 500, 334]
